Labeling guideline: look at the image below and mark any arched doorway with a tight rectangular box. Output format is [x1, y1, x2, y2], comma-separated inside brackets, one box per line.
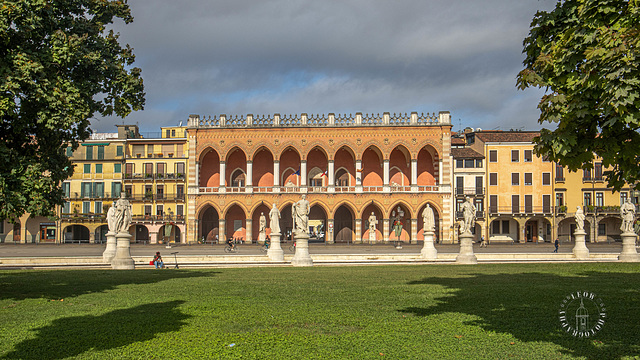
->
[418, 203, 441, 244]
[334, 204, 354, 243]
[362, 203, 383, 243]
[225, 204, 246, 242]
[280, 204, 294, 243]
[309, 204, 327, 242]
[132, 224, 149, 243]
[95, 225, 109, 244]
[63, 225, 90, 243]
[200, 205, 219, 243]
[251, 203, 271, 243]
[389, 204, 411, 242]
[158, 223, 181, 243]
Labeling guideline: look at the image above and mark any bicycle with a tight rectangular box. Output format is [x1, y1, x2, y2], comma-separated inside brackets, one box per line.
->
[260, 242, 270, 253]
[288, 241, 296, 252]
[224, 245, 238, 253]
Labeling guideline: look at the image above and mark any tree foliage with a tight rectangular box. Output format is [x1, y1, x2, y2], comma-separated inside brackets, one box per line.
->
[0, 1, 144, 221]
[517, 0, 640, 190]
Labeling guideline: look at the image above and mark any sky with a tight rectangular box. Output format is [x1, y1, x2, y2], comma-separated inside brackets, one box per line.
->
[93, 0, 558, 134]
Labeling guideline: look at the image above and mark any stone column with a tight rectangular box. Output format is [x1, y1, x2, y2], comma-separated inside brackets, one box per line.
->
[328, 160, 335, 193]
[291, 232, 313, 266]
[246, 161, 253, 193]
[421, 230, 437, 260]
[219, 161, 226, 193]
[411, 218, 418, 244]
[267, 232, 284, 262]
[438, 159, 443, 185]
[300, 160, 307, 187]
[354, 219, 362, 244]
[102, 231, 117, 262]
[618, 232, 640, 262]
[456, 231, 477, 264]
[218, 219, 226, 244]
[383, 159, 390, 192]
[572, 229, 589, 259]
[355, 160, 362, 193]
[111, 232, 135, 269]
[273, 160, 280, 193]
[245, 219, 253, 244]
[89, 231, 95, 244]
[383, 218, 390, 243]
[411, 159, 418, 192]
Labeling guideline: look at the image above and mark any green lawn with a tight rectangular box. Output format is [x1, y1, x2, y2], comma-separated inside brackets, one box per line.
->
[0, 264, 639, 359]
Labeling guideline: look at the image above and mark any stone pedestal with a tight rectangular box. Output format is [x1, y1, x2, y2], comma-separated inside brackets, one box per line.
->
[267, 232, 285, 262]
[369, 230, 377, 244]
[102, 231, 117, 263]
[291, 232, 313, 267]
[258, 232, 266, 244]
[618, 232, 640, 262]
[456, 232, 477, 264]
[421, 230, 437, 260]
[111, 232, 135, 270]
[572, 229, 589, 259]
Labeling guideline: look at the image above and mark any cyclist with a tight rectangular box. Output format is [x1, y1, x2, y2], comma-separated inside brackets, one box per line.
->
[226, 237, 236, 251]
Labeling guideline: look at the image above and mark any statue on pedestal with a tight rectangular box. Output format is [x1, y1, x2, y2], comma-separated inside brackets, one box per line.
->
[423, 204, 435, 232]
[368, 212, 378, 241]
[293, 194, 310, 235]
[620, 199, 636, 233]
[114, 194, 132, 234]
[392, 206, 404, 240]
[575, 206, 585, 231]
[460, 197, 476, 234]
[106, 202, 117, 233]
[269, 203, 281, 234]
[259, 212, 267, 233]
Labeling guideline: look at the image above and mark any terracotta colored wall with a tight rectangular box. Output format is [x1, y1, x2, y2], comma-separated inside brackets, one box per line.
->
[280, 149, 300, 185]
[226, 206, 246, 240]
[362, 148, 383, 186]
[253, 149, 274, 186]
[226, 149, 247, 185]
[334, 148, 356, 185]
[200, 151, 220, 187]
[417, 148, 436, 185]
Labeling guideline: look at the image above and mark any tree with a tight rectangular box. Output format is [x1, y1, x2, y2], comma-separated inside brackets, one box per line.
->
[0, 1, 144, 221]
[517, 0, 640, 190]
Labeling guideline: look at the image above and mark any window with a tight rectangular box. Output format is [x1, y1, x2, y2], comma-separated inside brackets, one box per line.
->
[456, 159, 464, 168]
[583, 168, 592, 180]
[124, 185, 132, 197]
[81, 182, 92, 197]
[543, 195, 551, 213]
[125, 163, 134, 175]
[176, 185, 184, 199]
[489, 150, 497, 162]
[511, 150, 519, 162]
[144, 163, 153, 176]
[112, 182, 122, 198]
[66, 147, 73, 157]
[144, 205, 152, 216]
[166, 130, 171, 138]
[63, 201, 70, 214]
[114, 163, 121, 173]
[584, 192, 592, 206]
[555, 164, 564, 180]
[474, 198, 483, 213]
[525, 195, 532, 213]
[97, 146, 104, 160]
[145, 185, 153, 198]
[524, 173, 532, 185]
[489, 173, 498, 186]
[456, 177, 464, 194]
[84, 164, 91, 173]
[156, 163, 165, 175]
[621, 192, 629, 205]
[95, 201, 103, 214]
[176, 162, 185, 175]
[512, 195, 520, 213]
[172, 130, 176, 137]
[598, 223, 606, 236]
[502, 220, 510, 233]
[476, 159, 483, 168]
[63, 182, 70, 197]
[93, 182, 104, 198]
[133, 145, 144, 158]
[177, 204, 183, 216]
[464, 159, 474, 168]
[475, 176, 483, 194]
[156, 185, 164, 199]
[512, 173, 520, 186]
[492, 220, 500, 234]
[156, 205, 163, 216]
[524, 150, 532, 162]
[95, 164, 102, 174]
[489, 195, 498, 213]
[86, 146, 93, 160]
[116, 145, 123, 157]
[596, 192, 604, 207]
[594, 162, 603, 180]
[542, 173, 551, 186]
[556, 193, 564, 206]
[82, 201, 91, 214]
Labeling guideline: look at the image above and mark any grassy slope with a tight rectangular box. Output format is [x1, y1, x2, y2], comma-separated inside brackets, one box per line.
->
[0, 264, 639, 359]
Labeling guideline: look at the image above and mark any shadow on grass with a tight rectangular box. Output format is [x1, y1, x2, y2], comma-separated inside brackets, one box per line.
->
[3, 300, 188, 360]
[400, 271, 640, 359]
[0, 270, 217, 301]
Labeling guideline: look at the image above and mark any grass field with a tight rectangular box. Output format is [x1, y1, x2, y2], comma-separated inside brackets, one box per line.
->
[1, 263, 639, 359]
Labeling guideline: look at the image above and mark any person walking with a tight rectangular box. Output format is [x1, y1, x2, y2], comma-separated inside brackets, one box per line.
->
[553, 238, 559, 253]
[480, 235, 487, 248]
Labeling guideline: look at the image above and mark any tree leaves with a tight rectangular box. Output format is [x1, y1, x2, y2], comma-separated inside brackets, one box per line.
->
[0, 0, 145, 221]
[518, 0, 640, 190]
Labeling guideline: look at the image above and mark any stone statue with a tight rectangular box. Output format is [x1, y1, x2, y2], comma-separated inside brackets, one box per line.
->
[392, 206, 404, 239]
[368, 212, 378, 233]
[269, 203, 281, 234]
[259, 212, 267, 233]
[292, 194, 310, 235]
[460, 197, 476, 234]
[575, 205, 585, 231]
[620, 199, 636, 233]
[114, 194, 132, 234]
[423, 204, 435, 232]
[106, 202, 117, 233]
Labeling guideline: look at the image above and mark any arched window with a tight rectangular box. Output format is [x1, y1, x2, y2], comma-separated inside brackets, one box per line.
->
[335, 168, 349, 186]
[230, 169, 246, 187]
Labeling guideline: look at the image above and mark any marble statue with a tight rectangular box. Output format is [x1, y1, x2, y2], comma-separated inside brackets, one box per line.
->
[269, 203, 281, 234]
[368, 212, 378, 233]
[392, 206, 404, 239]
[620, 199, 636, 233]
[423, 204, 435, 232]
[114, 194, 132, 234]
[575, 205, 585, 231]
[460, 197, 475, 234]
[259, 212, 267, 233]
[106, 202, 117, 233]
[293, 194, 310, 235]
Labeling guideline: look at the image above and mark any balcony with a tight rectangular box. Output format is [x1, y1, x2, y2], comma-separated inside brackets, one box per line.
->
[455, 210, 485, 219]
[124, 193, 185, 201]
[123, 173, 185, 181]
[196, 184, 445, 194]
[66, 192, 121, 200]
[488, 206, 553, 216]
[454, 187, 485, 196]
[132, 214, 185, 223]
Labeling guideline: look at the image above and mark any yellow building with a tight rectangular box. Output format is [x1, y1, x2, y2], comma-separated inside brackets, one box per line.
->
[60, 131, 127, 243]
[554, 159, 637, 242]
[466, 131, 554, 243]
[123, 126, 188, 243]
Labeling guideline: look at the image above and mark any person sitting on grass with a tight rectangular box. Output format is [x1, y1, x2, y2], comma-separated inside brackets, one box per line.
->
[153, 251, 165, 269]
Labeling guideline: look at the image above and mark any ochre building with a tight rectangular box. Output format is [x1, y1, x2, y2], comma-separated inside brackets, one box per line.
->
[186, 112, 455, 244]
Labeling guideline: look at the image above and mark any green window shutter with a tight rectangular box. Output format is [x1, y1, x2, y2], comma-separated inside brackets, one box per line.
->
[84, 164, 91, 173]
[97, 146, 105, 160]
[116, 146, 123, 156]
[66, 147, 73, 157]
[112, 182, 122, 198]
[86, 146, 93, 160]
[94, 182, 104, 198]
[114, 163, 121, 173]
[95, 164, 103, 173]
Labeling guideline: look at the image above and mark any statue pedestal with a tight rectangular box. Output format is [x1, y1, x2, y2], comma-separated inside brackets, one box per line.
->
[258, 232, 266, 244]
[368, 231, 377, 244]
[456, 232, 477, 264]
[572, 229, 589, 259]
[102, 231, 117, 263]
[267, 232, 284, 262]
[111, 232, 135, 270]
[421, 230, 437, 260]
[618, 232, 640, 262]
[291, 232, 313, 267]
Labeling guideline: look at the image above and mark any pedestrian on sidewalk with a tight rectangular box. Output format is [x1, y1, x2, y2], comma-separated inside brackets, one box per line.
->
[480, 235, 487, 248]
[553, 238, 559, 253]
